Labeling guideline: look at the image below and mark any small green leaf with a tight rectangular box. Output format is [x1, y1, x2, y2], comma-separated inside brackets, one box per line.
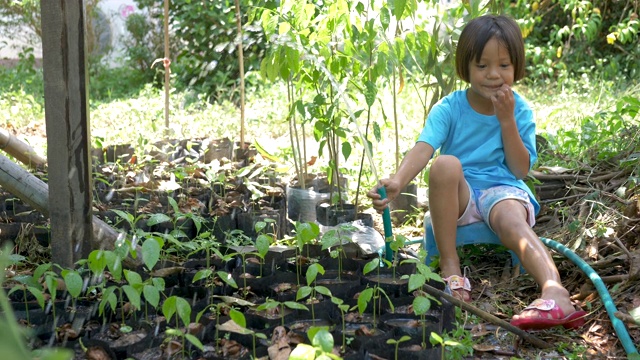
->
[162, 296, 177, 323]
[255, 235, 270, 259]
[124, 270, 143, 287]
[229, 308, 246, 328]
[27, 286, 45, 309]
[430, 332, 443, 345]
[143, 284, 160, 308]
[88, 250, 107, 276]
[184, 333, 204, 351]
[257, 300, 279, 311]
[120, 325, 133, 333]
[315, 285, 332, 297]
[311, 328, 334, 353]
[141, 238, 161, 270]
[413, 296, 431, 316]
[364, 80, 377, 107]
[408, 273, 426, 292]
[146, 213, 171, 226]
[121, 285, 141, 310]
[63, 271, 83, 299]
[296, 286, 312, 301]
[192, 269, 213, 283]
[216, 271, 238, 288]
[289, 343, 316, 360]
[363, 258, 379, 275]
[342, 141, 352, 161]
[357, 288, 373, 314]
[284, 301, 309, 311]
[175, 297, 192, 327]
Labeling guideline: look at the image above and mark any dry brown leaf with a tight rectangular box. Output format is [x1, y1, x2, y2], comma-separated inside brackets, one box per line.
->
[473, 344, 497, 352]
[163, 339, 183, 358]
[471, 323, 492, 338]
[221, 338, 247, 358]
[355, 325, 374, 337]
[85, 346, 113, 360]
[187, 322, 204, 336]
[268, 326, 291, 360]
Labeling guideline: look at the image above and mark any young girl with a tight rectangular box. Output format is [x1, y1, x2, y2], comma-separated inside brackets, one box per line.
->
[367, 14, 586, 330]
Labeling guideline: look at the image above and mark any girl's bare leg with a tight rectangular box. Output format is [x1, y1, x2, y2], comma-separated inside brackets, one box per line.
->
[429, 155, 470, 279]
[490, 200, 577, 318]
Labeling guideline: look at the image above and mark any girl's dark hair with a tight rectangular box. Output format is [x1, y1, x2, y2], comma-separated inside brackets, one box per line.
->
[455, 15, 525, 82]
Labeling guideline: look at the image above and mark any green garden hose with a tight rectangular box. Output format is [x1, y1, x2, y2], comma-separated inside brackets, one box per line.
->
[540, 237, 639, 357]
[376, 187, 394, 263]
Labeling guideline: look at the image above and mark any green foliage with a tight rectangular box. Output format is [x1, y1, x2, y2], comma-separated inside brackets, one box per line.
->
[429, 325, 474, 359]
[290, 326, 341, 360]
[506, 0, 640, 84]
[539, 94, 640, 167]
[134, 0, 276, 103]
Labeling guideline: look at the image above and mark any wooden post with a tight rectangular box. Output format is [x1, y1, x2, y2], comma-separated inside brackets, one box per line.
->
[40, 0, 94, 267]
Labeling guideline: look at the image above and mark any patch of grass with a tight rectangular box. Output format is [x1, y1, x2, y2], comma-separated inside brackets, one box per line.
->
[2, 59, 639, 207]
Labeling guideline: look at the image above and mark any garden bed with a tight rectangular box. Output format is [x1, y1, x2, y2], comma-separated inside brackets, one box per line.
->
[8, 242, 454, 359]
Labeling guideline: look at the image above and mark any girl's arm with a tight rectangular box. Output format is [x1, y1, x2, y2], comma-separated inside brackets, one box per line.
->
[492, 86, 531, 179]
[368, 142, 434, 211]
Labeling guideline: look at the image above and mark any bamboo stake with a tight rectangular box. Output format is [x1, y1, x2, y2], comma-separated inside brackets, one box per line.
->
[421, 284, 554, 349]
[234, 0, 246, 149]
[0, 128, 46, 170]
[163, 0, 170, 136]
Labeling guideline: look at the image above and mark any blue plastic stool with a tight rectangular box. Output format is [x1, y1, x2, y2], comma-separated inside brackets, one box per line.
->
[424, 218, 522, 269]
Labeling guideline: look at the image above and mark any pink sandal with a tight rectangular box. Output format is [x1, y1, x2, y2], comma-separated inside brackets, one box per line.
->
[443, 275, 472, 303]
[510, 299, 587, 330]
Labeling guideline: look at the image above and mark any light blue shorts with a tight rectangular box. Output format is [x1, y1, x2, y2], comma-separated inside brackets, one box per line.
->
[458, 182, 536, 230]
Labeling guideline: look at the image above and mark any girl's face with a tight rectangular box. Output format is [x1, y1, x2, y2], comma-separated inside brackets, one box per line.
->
[466, 37, 515, 114]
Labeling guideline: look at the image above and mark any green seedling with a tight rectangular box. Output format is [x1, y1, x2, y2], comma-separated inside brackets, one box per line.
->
[199, 295, 256, 353]
[229, 308, 267, 360]
[387, 335, 412, 360]
[60, 268, 84, 309]
[289, 326, 341, 360]
[356, 284, 393, 329]
[296, 263, 332, 321]
[320, 223, 357, 281]
[292, 221, 321, 286]
[163, 295, 203, 358]
[99, 269, 143, 333]
[8, 266, 46, 326]
[256, 297, 309, 327]
[330, 296, 350, 353]
[401, 251, 443, 348]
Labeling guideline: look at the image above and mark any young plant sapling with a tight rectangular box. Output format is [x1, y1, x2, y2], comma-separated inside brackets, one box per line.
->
[320, 223, 357, 281]
[191, 247, 238, 299]
[254, 220, 272, 277]
[296, 263, 331, 321]
[292, 221, 321, 286]
[228, 307, 267, 360]
[60, 268, 84, 310]
[361, 258, 395, 328]
[137, 234, 165, 320]
[401, 250, 443, 348]
[387, 335, 412, 360]
[330, 296, 351, 353]
[256, 297, 309, 327]
[289, 326, 341, 360]
[7, 263, 47, 326]
[163, 295, 203, 358]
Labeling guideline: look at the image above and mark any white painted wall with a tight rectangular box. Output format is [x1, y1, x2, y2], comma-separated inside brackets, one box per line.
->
[0, 0, 142, 64]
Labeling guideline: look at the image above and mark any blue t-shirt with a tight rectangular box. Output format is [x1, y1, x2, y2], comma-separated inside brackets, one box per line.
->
[417, 89, 539, 215]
